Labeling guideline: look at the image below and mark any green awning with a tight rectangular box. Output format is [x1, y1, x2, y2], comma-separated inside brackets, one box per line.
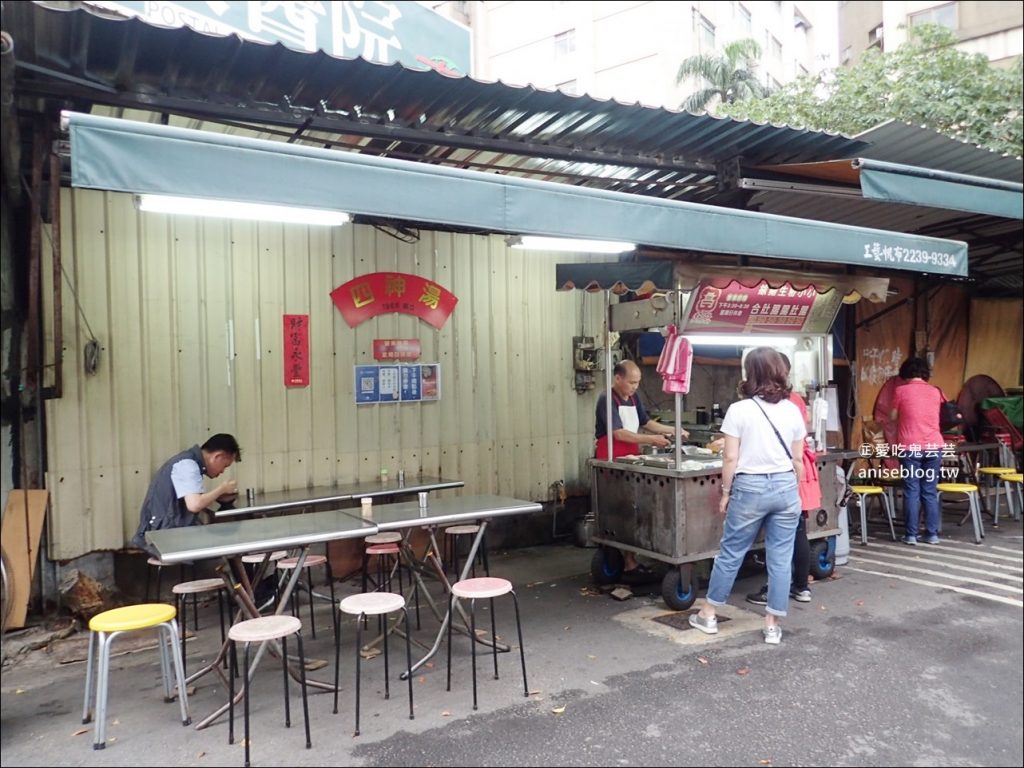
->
[855, 158, 1023, 220]
[65, 111, 969, 277]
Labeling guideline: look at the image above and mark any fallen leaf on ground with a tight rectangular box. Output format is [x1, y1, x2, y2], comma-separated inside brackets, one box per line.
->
[71, 728, 89, 737]
[526, 581, 544, 588]
[759, 760, 772, 765]
[15, 689, 25, 695]
[736, 667, 750, 676]
[527, 689, 542, 695]
[587, 655, 596, 660]
[196, 752, 206, 758]
[551, 705, 566, 715]
[441, 710, 450, 717]
[425, 662, 434, 669]
[564, 626, 571, 631]
[359, 647, 383, 659]
[855, 600, 865, 607]
[590, 680, 600, 686]
[419, 676, 426, 684]
[697, 656, 709, 665]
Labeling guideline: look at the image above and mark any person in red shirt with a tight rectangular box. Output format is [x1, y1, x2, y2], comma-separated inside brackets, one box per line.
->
[890, 357, 946, 545]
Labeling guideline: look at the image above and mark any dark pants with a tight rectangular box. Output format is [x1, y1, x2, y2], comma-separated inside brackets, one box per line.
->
[791, 515, 810, 592]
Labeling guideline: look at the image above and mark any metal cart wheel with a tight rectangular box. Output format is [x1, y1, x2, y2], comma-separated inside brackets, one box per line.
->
[808, 538, 836, 581]
[589, 547, 624, 585]
[660, 564, 698, 611]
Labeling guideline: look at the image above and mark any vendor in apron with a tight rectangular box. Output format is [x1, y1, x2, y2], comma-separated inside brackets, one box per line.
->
[595, 360, 686, 578]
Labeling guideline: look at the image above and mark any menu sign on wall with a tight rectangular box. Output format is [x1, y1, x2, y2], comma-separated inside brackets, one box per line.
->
[355, 364, 441, 405]
[682, 280, 843, 335]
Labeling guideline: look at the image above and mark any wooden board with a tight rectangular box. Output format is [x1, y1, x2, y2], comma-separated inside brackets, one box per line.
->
[2, 490, 50, 629]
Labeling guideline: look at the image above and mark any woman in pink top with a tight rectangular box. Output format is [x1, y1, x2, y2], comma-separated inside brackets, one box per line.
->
[890, 357, 946, 545]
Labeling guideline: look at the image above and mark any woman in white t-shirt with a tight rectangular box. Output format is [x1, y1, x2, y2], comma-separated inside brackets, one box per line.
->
[688, 347, 806, 645]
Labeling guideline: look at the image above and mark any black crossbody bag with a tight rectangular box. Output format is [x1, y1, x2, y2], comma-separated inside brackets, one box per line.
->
[750, 398, 793, 461]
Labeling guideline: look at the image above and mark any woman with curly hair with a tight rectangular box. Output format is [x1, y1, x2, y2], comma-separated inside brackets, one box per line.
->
[688, 347, 806, 645]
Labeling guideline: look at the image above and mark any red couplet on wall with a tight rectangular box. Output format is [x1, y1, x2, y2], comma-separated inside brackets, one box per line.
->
[330, 272, 458, 330]
[283, 314, 310, 387]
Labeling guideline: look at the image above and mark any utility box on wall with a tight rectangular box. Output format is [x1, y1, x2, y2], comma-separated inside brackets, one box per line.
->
[573, 336, 601, 394]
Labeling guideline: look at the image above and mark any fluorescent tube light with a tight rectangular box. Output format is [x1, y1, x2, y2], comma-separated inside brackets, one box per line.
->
[684, 334, 798, 347]
[507, 235, 636, 254]
[135, 195, 350, 226]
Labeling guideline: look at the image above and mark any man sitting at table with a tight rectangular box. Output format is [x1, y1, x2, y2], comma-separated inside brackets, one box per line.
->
[131, 433, 241, 555]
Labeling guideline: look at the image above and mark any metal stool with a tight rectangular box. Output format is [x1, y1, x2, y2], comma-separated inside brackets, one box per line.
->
[937, 482, 984, 543]
[228, 615, 311, 768]
[360, 534, 421, 629]
[241, 550, 288, 612]
[81, 603, 190, 750]
[848, 485, 896, 545]
[277, 554, 335, 640]
[333, 592, 414, 736]
[172, 578, 227, 680]
[446, 576, 528, 711]
[444, 524, 490, 577]
[977, 467, 1017, 522]
[995, 472, 1023, 524]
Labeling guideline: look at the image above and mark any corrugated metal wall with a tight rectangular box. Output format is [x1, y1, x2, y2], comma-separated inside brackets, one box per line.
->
[43, 189, 606, 560]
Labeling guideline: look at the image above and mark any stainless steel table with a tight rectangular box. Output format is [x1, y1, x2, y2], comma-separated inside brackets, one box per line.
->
[214, 476, 464, 519]
[340, 495, 543, 677]
[147, 510, 378, 729]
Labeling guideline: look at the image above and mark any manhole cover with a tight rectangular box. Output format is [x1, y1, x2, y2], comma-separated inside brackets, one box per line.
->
[651, 609, 732, 631]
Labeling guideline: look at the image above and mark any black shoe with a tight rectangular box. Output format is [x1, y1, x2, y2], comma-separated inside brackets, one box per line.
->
[745, 587, 768, 606]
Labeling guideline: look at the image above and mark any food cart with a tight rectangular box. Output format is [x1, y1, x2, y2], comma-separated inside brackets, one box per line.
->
[558, 262, 888, 610]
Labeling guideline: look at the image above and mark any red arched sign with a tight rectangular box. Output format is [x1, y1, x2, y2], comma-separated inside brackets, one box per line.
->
[330, 273, 458, 330]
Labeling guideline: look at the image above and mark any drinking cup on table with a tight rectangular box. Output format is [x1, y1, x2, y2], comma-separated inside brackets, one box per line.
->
[361, 497, 373, 519]
[418, 492, 429, 509]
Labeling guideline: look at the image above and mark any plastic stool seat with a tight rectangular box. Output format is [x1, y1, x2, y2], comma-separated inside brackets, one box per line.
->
[340, 592, 405, 616]
[147, 556, 169, 567]
[278, 555, 327, 569]
[452, 577, 512, 600]
[241, 550, 288, 564]
[937, 483, 978, 492]
[849, 485, 885, 495]
[365, 543, 400, 556]
[172, 578, 224, 595]
[1002, 473, 1023, 483]
[89, 603, 177, 633]
[445, 524, 481, 536]
[977, 467, 1015, 476]
[228, 614, 302, 643]
[365, 532, 402, 545]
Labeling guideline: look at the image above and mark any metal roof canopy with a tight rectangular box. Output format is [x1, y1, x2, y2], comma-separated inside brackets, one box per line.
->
[65, 111, 968, 277]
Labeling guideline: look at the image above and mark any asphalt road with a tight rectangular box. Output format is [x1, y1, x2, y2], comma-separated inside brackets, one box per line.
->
[1, 522, 1021, 767]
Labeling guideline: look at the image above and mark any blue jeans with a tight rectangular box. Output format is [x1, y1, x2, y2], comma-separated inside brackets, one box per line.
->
[706, 472, 801, 616]
[900, 450, 942, 538]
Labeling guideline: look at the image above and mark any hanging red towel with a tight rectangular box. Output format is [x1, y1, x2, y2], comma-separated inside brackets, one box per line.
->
[656, 325, 692, 394]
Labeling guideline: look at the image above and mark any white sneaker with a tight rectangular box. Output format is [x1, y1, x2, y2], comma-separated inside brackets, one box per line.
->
[790, 589, 811, 603]
[763, 625, 782, 645]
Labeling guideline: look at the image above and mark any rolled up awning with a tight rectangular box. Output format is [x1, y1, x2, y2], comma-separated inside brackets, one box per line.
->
[65, 111, 970, 277]
[555, 262, 674, 295]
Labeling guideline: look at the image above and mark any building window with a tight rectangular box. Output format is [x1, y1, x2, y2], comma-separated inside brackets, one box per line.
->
[868, 23, 884, 48]
[554, 29, 576, 57]
[695, 13, 715, 50]
[738, 4, 752, 36]
[841, 46, 852, 64]
[909, 2, 957, 31]
[770, 35, 782, 61]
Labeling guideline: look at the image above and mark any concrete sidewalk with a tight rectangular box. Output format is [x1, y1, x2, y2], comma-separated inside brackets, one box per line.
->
[2, 530, 1022, 767]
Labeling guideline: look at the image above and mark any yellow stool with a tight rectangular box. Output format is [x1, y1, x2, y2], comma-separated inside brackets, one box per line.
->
[936, 483, 984, 544]
[996, 473, 1023, 524]
[81, 603, 190, 750]
[848, 485, 896, 545]
[976, 467, 1017, 521]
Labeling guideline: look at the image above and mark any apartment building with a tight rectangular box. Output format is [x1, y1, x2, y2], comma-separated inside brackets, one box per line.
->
[839, 1, 1023, 67]
[432, 1, 833, 109]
